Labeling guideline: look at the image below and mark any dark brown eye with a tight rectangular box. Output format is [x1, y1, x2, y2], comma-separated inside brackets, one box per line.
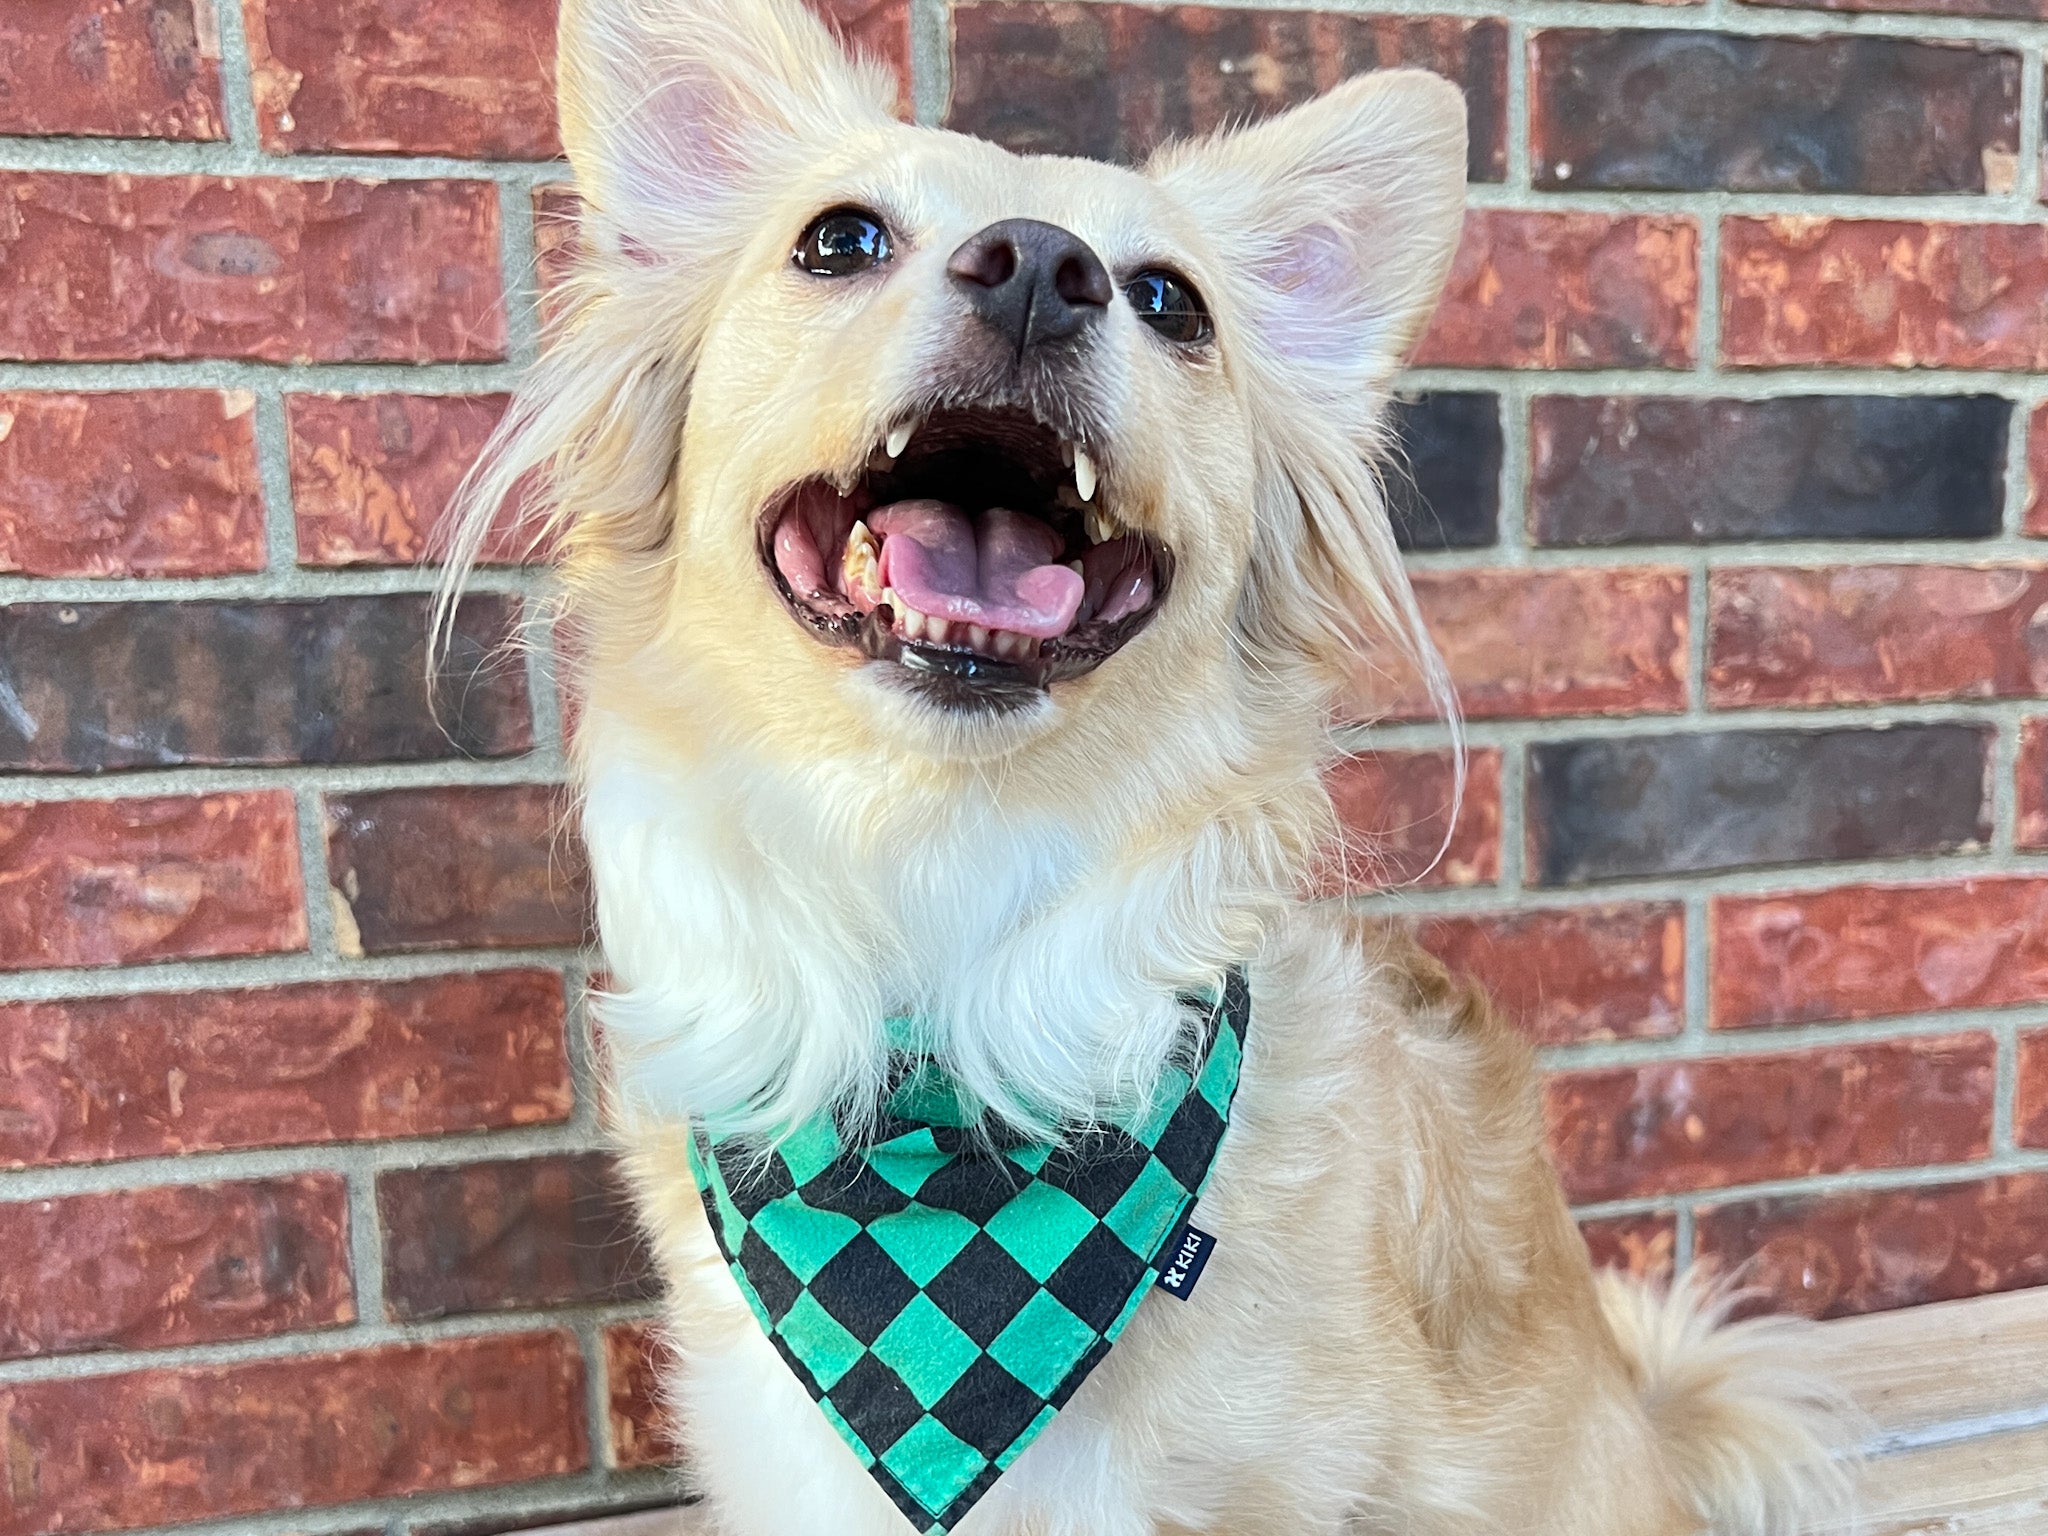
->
[794, 207, 892, 276]
[1125, 269, 1211, 345]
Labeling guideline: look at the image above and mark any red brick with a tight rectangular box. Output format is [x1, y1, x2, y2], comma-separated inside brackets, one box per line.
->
[0, 792, 305, 973]
[1321, 747, 1501, 892]
[1722, 216, 2048, 370]
[1713, 878, 2048, 1030]
[1374, 567, 1689, 722]
[1415, 211, 1698, 370]
[2014, 1029, 2048, 1147]
[604, 1318, 672, 1471]
[1544, 1034, 1995, 1203]
[0, 1175, 352, 1360]
[0, 1331, 586, 1534]
[0, 173, 504, 363]
[2020, 717, 2048, 849]
[1695, 1174, 2048, 1319]
[325, 784, 590, 954]
[1579, 1213, 1677, 1284]
[1415, 903, 1684, 1046]
[0, 970, 571, 1169]
[0, 390, 264, 576]
[379, 1153, 655, 1321]
[1710, 565, 2048, 709]
[0, 0, 224, 139]
[532, 184, 581, 327]
[2027, 403, 2048, 537]
[288, 393, 523, 566]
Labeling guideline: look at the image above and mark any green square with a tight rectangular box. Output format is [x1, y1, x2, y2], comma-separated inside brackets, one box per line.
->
[1102, 1156, 1191, 1257]
[873, 1294, 981, 1406]
[1003, 1142, 1052, 1175]
[995, 1403, 1059, 1471]
[777, 1115, 845, 1188]
[1196, 1022, 1241, 1117]
[1127, 1065, 1191, 1149]
[868, 1126, 946, 1198]
[889, 1058, 979, 1129]
[817, 1395, 876, 1467]
[779, 1291, 866, 1392]
[878, 1415, 988, 1520]
[867, 1205, 979, 1287]
[988, 1290, 1096, 1398]
[982, 1183, 1099, 1282]
[753, 1200, 861, 1284]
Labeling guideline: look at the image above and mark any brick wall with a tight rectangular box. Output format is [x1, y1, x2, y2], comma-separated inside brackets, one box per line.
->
[2, 0, 2046, 1532]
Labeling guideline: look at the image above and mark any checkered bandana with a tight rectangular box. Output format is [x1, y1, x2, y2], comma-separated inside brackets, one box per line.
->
[687, 970, 1251, 1533]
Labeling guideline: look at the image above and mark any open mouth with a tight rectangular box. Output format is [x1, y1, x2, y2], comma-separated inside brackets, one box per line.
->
[759, 405, 1173, 706]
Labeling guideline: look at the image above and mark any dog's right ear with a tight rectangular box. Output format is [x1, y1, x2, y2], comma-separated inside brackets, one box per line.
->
[557, 0, 896, 259]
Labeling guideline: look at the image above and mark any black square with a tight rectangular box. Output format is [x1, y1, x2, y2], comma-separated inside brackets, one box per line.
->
[925, 1233, 1041, 1348]
[915, 1153, 1028, 1226]
[807, 1232, 919, 1345]
[716, 1146, 797, 1221]
[1044, 1224, 1150, 1334]
[1045, 1129, 1150, 1217]
[1047, 1335, 1112, 1411]
[831, 1352, 925, 1455]
[796, 1156, 913, 1221]
[867, 1460, 934, 1529]
[736, 1227, 803, 1324]
[930, 1356, 1044, 1461]
[1149, 1094, 1225, 1191]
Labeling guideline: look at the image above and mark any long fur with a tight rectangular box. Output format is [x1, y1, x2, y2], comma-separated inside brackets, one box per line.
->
[437, 1, 1854, 1529]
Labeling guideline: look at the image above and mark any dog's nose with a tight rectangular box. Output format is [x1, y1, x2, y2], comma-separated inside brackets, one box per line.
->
[947, 219, 1112, 353]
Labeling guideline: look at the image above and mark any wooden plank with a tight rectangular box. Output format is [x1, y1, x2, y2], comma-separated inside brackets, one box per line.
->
[1808, 1423, 2048, 1536]
[1809, 1287, 2048, 1442]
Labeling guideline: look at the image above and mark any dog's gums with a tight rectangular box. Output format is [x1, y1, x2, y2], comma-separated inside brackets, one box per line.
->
[760, 404, 1173, 704]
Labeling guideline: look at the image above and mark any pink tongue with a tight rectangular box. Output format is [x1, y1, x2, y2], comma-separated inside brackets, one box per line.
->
[871, 500, 1084, 640]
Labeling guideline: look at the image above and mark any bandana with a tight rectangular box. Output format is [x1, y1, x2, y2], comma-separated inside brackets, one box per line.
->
[688, 971, 1251, 1533]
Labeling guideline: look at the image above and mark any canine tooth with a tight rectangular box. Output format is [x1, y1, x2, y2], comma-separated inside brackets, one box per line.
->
[1085, 507, 1118, 545]
[1073, 447, 1097, 502]
[886, 420, 915, 459]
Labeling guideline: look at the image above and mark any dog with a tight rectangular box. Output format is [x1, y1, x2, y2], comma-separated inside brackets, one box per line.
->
[439, 1, 1851, 1530]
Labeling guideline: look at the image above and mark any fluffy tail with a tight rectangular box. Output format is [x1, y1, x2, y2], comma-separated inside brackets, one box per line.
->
[1596, 1270, 1861, 1535]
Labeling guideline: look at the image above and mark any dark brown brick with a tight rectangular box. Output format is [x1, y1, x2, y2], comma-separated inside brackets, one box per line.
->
[1709, 565, 2048, 709]
[1321, 747, 1501, 892]
[1529, 395, 2009, 546]
[289, 393, 523, 566]
[325, 783, 591, 954]
[0, 173, 504, 363]
[380, 1153, 656, 1321]
[1531, 30, 2020, 194]
[0, 595, 531, 772]
[1695, 1174, 2048, 1319]
[1416, 903, 1684, 1045]
[1386, 393, 1500, 552]
[604, 1318, 673, 1471]
[946, 3, 1506, 181]
[1579, 1213, 1677, 1284]
[1723, 217, 2048, 370]
[0, 1175, 352, 1359]
[0, 791, 306, 972]
[0, 0, 224, 138]
[0, 389, 267, 577]
[1714, 878, 2048, 1030]
[1545, 1034, 1996, 1203]
[1527, 724, 1992, 886]
[0, 970, 572, 1169]
[0, 1332, 587, 1534]
[1415, 211, 1698, 371]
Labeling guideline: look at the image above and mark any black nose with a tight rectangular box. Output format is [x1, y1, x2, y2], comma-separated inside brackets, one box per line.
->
[947, 219, 1113, 354]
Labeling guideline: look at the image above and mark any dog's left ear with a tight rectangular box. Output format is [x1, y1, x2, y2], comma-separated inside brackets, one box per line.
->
[1151, 69, 1467, 413]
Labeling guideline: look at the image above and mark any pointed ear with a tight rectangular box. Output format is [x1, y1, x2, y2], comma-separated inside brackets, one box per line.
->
[557, 0, 896, 254]
[1151, 69, 1468, 413]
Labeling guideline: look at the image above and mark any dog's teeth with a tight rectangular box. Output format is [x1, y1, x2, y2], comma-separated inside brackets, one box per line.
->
[1059, 440, 1076, 468]
[886, 420, 916, 459]
[868, 446, 895, 471]
[1055, 484, 1084, 511]
[927, 617, 953, 645]
[901, 603, 926, 641]
[1073, 447, 1097, 503]
[966, 624, 991, 653]
[1085, 507, 1118, 545]
[1067, 559, 1085, 577]
[843, 521, 882, 602]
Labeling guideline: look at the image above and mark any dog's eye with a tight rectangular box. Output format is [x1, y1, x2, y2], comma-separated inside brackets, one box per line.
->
[794, 208, 892, 276]
[1125, 269, 1211, 345]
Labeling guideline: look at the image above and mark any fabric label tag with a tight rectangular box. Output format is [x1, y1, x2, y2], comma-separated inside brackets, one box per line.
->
[1155, 1220, 1216, 1300]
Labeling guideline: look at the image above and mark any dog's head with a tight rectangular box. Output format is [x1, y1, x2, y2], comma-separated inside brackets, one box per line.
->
[462, 0, 1465, 781]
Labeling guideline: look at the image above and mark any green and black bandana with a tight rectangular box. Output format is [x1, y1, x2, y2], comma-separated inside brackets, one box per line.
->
[688, 970, 1251, 1533]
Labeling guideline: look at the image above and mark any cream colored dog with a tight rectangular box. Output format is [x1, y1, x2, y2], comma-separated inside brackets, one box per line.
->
[443, 1, 1849, 1530]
